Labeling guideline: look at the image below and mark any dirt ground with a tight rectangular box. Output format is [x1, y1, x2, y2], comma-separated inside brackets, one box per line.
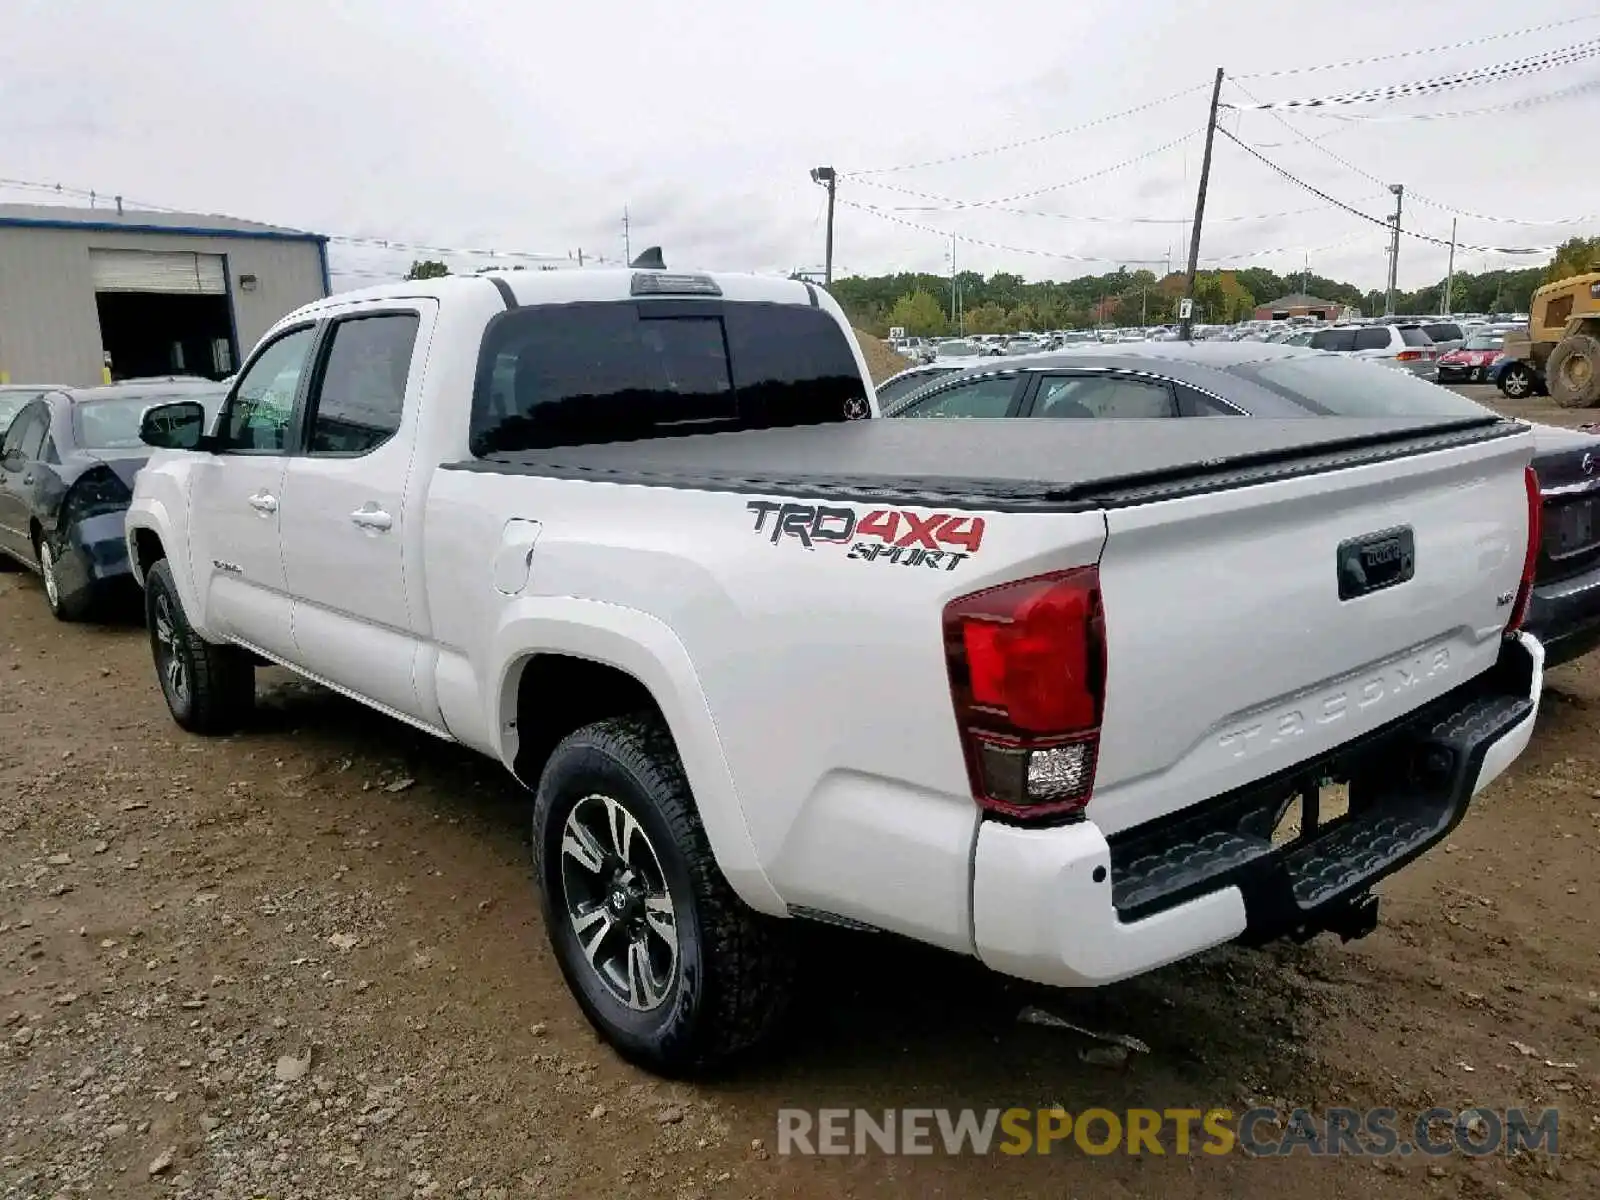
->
[4, 388, 1599, 1199]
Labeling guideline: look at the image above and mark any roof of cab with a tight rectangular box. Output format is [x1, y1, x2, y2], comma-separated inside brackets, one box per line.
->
[311, 268, 822, 312]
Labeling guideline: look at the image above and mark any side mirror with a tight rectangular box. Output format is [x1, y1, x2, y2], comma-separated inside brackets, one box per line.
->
[139, 401, 208, 451]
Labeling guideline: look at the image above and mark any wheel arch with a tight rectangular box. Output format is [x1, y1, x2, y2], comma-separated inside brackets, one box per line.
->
[491, 598, 784, 916]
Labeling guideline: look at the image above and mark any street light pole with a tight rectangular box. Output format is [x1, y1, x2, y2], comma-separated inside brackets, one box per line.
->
[810, 167, 837, 286]
[1384, 183, 1404, 317]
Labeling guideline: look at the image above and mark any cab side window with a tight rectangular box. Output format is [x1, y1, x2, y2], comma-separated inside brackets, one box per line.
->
[215, 326, 318, 453]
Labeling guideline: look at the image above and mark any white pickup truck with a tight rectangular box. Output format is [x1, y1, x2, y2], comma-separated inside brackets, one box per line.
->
[126, 267, 1545, 1074]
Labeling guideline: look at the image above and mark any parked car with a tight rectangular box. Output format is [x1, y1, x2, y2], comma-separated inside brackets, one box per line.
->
[128, 269, 1541, 1074]
[1490, 351, 1549, 400]
[1308, 324, 1437, 377]
[0, 379, 226, 619]
[933, 338, 992, 362]
[1438, 329, 1511, 384]
[1418, 321, 1468, 355]
[886, 342, 1597, 665]
[874, 363, 962, 409]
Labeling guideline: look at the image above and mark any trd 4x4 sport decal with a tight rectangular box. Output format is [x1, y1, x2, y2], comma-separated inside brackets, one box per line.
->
[745, 500, 984, 572]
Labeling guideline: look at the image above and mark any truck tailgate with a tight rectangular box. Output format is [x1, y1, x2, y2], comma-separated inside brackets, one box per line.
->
[1091, 426, 1534, 836]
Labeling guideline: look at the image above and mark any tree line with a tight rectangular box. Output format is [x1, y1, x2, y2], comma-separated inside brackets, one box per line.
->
[826, 236, 1599, 337]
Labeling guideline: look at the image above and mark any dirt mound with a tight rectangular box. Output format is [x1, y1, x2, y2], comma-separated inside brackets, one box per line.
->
[855, 330, 908, 383]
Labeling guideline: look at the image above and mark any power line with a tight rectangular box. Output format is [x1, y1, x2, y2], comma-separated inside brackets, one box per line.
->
[841, 197, 1362, 270]
[1229, 79, 1600, 226]
[1234, 14, 1600, 79]
[883, 202, 1326, 225]
[1222, 39, 1600, 109]
[1287, 76, 1600, 122]
[838, 198, 1169, 265]
[844, 82, 1207, 175]
[850, 129, 1200, 209]
[1216, 127, 1560, 255]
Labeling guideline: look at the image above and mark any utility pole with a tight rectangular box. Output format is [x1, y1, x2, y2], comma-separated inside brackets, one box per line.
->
[810, 167, 837, 286]
[1444, 217, 1457, 316]
[623, 207, 631, 264]
[948, 234, 958, 329]
[576, 248, 584, 267]
[1384, 183, 1404, 316]
[1180, 67, 1225, 341]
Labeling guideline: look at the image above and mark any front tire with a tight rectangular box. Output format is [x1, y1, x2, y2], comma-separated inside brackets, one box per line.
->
[1499, 364, 1535, 399]
[532, 715, 792, 1075]
[144, 559, 255, 735]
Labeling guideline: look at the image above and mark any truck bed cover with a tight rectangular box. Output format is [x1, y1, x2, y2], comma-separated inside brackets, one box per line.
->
[444, 415, 1522, 513]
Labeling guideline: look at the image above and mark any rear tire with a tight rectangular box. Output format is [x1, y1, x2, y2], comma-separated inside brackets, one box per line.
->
[144, 559, 255, 735]
[1548, 334, 1600, 408]
[38, 539, 93, 622]
[532, 714, 792, 1076]
[1499, 364, 1535, 400]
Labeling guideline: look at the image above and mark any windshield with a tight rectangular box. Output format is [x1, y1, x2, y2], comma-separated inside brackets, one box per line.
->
[0, 390, 45, 430]
[1231, 356, 1490, 418]
[73, 391, 225, 449]
[1463, 332, 1505, 351]
[876, 368, 956, 407]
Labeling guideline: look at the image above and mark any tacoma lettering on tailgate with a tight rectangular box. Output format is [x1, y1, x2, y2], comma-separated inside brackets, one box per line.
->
[745, 500, 984, 571]
[1216, 646, 1452, 760]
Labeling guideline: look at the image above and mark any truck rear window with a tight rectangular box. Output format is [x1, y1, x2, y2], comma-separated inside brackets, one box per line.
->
[470, 301, 867, 454]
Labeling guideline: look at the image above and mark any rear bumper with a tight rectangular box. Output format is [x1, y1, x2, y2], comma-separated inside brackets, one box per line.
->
[970, 633, 1543, 988]
[1525, 562, 1600, 668]
[51, 512, 133, 603]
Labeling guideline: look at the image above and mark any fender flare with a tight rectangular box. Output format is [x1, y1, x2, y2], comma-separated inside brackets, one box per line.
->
[124, 499, 210, 636]
[490, 595, 785, 916]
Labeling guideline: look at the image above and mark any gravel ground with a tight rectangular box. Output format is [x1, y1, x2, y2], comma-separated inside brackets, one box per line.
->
[3, 388, 1599, 1198]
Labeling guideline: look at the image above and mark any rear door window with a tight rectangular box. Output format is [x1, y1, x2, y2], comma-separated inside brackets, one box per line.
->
[1399, 327, 1434, 347]
[1309, 329, 1357, 352]
[1424, 323, 1462, 343]
[472, 301, 866, 454]
[2, 404, 48, 462]
[1033, 375, 1177, 418]
[1354, 327, 1391, 351]
[306, 313, 420, 455]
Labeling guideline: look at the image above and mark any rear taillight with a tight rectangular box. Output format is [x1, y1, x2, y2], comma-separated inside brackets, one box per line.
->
[1507, 466, 1541, 632]
[943, 568, 1105, 822]
[1396, 350, 1423, 362]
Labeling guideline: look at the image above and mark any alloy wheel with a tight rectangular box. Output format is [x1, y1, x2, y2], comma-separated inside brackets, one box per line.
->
[39, 543, 59, 611]
[152, 592, 190, 706]
[559, 793, 679, 1012]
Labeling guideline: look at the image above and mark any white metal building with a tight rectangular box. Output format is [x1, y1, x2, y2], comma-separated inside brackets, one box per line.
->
[0, 204, 329, 387]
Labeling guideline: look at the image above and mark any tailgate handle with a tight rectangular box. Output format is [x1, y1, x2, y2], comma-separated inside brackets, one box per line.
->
[1337, 527, 1415, 601]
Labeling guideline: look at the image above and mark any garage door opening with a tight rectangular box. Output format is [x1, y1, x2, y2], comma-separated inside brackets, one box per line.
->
[91, 248, 238, 382]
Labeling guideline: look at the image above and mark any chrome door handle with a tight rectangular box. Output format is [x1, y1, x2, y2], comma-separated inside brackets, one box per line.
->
[22, 474, 34, 485]
[248, 491, 278, 514]
[350, 505, 393, 532]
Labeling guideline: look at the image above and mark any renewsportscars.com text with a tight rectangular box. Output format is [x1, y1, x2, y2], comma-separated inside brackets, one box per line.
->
[776, 1106, 1560, 1158]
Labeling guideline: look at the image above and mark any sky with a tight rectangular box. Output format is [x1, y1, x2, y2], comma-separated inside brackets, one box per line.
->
[3, 0, 1597, 297]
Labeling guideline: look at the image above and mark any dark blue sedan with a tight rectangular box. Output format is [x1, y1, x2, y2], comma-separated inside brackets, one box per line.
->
[0, 378, 225, 620]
